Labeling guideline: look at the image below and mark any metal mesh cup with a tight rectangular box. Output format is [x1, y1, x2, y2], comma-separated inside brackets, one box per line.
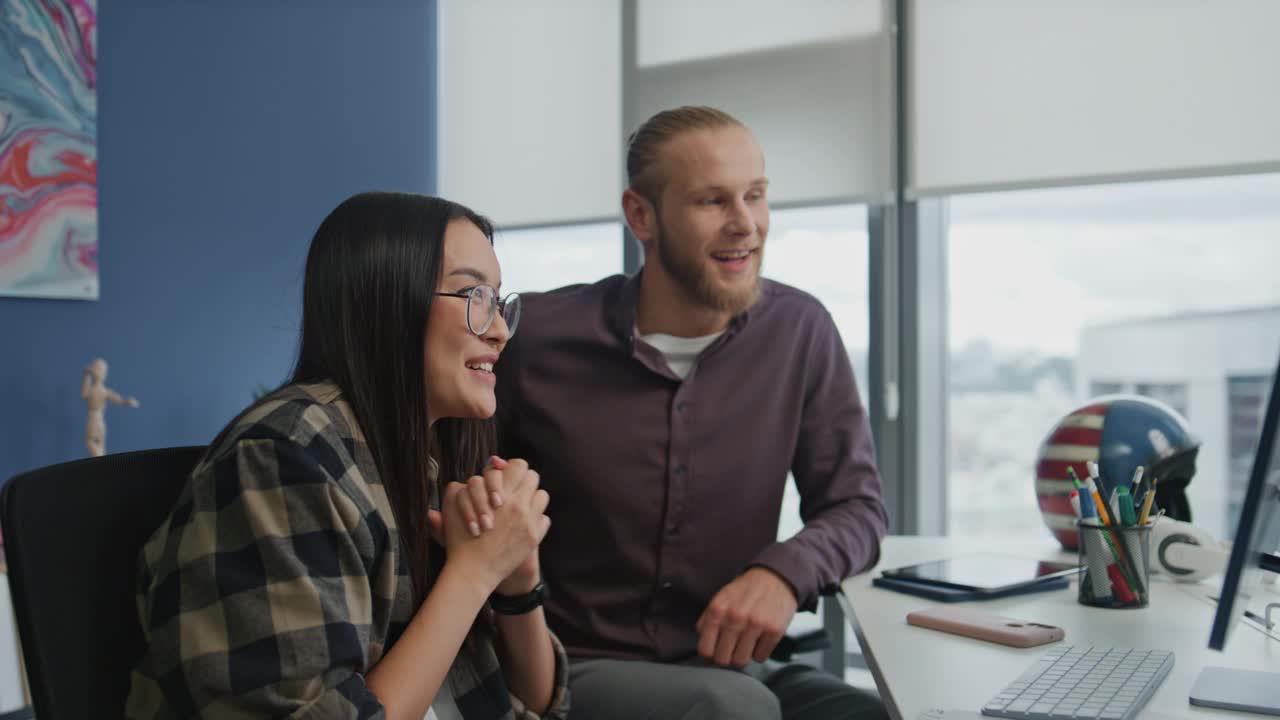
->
[1077, 520, 1152, 608]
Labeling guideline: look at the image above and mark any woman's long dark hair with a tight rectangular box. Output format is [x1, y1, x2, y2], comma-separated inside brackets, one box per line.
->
[291, 191, 496, 603]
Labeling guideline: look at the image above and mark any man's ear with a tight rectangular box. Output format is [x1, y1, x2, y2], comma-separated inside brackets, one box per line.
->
[622, 188, 657, 249]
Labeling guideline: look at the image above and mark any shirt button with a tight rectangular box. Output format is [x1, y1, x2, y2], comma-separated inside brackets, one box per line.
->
[674, 465, 686, 476]
[676, 401, 687, 413]
[660, 580, 673, 591]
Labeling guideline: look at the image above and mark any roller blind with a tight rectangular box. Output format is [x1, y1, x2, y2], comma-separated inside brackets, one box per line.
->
[437, 0, 622, 226]
[629, 0, 892, 205]
[910, 0, 1280, 194]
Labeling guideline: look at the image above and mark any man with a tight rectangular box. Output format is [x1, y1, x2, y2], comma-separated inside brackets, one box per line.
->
[496, 106, 889, 719]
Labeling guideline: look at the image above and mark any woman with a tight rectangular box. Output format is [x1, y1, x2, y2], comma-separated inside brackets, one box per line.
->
[126, 192, 569, 719]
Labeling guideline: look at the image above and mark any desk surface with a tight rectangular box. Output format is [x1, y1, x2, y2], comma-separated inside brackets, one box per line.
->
[841, 537, 1280, 720]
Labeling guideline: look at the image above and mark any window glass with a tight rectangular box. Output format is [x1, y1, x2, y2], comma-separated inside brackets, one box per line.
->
[762, 203, 870, 667]
[1227, 375, 1275, 538]
[493, 222, 623, 295]
[947, 173, 1280, 541]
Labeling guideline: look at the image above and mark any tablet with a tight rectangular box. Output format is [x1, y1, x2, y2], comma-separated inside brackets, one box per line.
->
[879, 553, 1077, 593]
[872, 574, 1069, 602]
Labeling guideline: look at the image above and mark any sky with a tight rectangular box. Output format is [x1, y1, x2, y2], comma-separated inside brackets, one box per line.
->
[948, 218, 1280, 355]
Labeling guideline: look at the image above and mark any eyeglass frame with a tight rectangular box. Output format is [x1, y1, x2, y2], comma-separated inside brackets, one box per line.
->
[433, 285, 521, 337]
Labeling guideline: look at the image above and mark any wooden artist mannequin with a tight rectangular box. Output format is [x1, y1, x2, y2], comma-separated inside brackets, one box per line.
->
[81, 358, 139, 457]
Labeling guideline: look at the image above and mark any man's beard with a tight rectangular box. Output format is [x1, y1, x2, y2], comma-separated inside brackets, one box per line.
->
[654, 220, 763, 317]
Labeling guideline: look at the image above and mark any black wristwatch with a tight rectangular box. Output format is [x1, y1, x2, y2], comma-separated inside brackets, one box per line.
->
[489, 581, 548, 615]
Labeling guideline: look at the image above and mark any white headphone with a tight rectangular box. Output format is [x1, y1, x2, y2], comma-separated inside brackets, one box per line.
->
[1149, 518, 1230, 583]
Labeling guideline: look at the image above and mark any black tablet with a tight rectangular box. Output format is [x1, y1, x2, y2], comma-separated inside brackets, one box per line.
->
[879, 553, 1077, 593]
[872, 574, 1070, 602]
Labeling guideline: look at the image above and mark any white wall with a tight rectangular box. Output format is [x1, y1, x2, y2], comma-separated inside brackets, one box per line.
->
[911, 0, 1280, 193]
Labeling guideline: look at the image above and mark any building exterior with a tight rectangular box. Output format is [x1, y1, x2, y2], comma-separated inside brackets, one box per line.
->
[1078, 306, 1280, 541]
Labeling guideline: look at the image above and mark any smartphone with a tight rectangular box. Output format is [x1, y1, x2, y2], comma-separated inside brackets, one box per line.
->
[906, 606, 1065, 648]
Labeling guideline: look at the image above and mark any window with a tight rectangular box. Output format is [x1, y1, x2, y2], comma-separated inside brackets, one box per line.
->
[946, 173, 1280, 541]
[1134, 383, 1189, 418]
[1086, 381, 1190, 420]
[762, 204, 870, 547]
[759, 204, 869, 664]
[1090, 381, 1124, 396]
[492, 222, 623, 295]
[1227, 375, 1275, 538]
[762, 204, 870, 402]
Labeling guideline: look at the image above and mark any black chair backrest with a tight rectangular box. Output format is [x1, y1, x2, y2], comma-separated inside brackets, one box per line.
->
[1, 446, 205, 719]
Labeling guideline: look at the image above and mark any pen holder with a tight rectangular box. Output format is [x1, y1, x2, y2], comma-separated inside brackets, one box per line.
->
[1077, 520, 1152, 608]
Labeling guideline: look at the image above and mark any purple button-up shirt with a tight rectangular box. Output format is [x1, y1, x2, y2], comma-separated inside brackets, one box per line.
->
[496, 273, 887, 662]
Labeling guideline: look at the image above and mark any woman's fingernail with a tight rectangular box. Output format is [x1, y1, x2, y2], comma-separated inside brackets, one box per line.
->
[481, 514, 494, 531]
[468, 521, 481, 537]
[491, 491, 504, 508]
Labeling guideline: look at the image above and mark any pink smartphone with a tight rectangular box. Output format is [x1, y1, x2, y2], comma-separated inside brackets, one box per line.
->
[906, 606, 1065, 648]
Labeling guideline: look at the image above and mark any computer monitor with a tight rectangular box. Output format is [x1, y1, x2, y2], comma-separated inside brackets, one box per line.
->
[1190, 351, 1280, 714]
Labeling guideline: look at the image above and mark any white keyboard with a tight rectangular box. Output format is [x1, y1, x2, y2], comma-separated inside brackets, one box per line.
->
[980, 645, 1174, 720]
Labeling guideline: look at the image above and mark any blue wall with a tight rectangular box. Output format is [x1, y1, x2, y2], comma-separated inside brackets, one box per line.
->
[0, 1, 438, 483]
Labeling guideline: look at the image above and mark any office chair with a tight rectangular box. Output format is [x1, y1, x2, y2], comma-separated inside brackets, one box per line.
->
[770, 585, 844, 675]
[0, 446, 205, 720]
[771, 625, 831, 661]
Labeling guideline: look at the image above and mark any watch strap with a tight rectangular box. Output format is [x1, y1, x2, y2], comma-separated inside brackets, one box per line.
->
[489, 580, 548, 615]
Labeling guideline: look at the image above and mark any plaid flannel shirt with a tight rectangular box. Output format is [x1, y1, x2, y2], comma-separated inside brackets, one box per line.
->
[126, 382, 570, 719]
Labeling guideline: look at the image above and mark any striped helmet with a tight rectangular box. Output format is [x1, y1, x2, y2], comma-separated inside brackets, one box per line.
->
[1036, 395, 1200, 549]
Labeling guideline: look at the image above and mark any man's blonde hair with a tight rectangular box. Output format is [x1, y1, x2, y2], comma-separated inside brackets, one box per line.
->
[626, 105, 746, 204]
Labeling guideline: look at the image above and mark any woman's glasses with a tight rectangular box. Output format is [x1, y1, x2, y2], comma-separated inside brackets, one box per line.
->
[434, 285, 521, 337]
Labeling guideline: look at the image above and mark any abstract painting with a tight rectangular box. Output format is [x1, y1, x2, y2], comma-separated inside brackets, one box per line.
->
[0, 0, 97, 300]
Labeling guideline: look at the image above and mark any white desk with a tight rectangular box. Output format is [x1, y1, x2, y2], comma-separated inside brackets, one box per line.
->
[0, 575, 25, 712]
[841, 537, 1280, 720]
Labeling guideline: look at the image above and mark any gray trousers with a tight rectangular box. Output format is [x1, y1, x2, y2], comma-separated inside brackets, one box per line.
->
[568, 658, 889, 720]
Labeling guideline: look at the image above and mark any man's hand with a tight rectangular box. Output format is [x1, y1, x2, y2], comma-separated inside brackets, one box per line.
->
[695, 567, 799, 668]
